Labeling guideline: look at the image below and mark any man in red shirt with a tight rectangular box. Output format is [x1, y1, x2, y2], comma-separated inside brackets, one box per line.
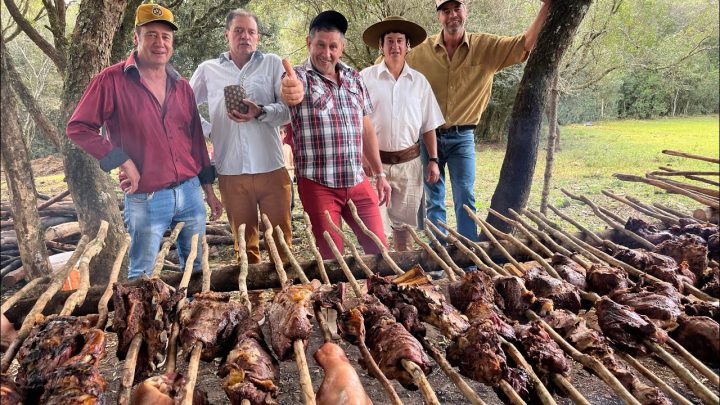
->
[67, 4, 222, 278]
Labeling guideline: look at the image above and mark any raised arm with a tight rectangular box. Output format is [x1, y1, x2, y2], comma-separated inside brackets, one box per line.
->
[524, 0, 552, 52]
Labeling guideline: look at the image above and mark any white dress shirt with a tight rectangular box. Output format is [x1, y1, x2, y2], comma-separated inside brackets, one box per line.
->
[360, 61, 444, 152]
[190, 51, 290, 175]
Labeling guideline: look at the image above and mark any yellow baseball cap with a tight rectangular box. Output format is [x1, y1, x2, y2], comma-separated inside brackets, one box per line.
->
[135, 3, 178, 31]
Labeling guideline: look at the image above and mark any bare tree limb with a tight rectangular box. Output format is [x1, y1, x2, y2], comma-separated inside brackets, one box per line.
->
[2, 0, 65, 73]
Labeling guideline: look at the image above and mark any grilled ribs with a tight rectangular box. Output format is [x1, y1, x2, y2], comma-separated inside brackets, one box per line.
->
[219, 313, 279, 405]
[671, 315, 719, 366]
[523, 267, 582, 313]
[595, 297, 668, 354]
[179, 291, 248, 360]
[586, 264, 629, 295]
[545, 310, 671, 405]
[550, 254, 587, 290]
[113, 278, 185, 380]
[608, 282, 682, 328]
[16, 315, 104, 402]
[268, 280, 321, 360]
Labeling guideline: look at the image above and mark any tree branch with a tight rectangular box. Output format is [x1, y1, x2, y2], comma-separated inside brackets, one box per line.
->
[2, 0, 65, 73]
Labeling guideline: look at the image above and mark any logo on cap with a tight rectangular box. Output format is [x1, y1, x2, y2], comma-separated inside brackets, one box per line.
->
[152, 6, 162, 16]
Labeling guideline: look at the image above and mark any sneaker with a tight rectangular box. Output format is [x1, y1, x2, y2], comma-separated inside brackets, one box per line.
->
[427, 270, 445, 280]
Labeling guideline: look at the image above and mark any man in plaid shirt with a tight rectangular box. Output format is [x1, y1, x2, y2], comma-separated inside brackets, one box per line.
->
[281, 10, 391, 258]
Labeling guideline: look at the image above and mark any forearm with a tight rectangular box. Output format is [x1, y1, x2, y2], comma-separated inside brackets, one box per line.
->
[422, 130, 438, 159]
[524, 0, 552, 52]
[259, 102, 291, 127]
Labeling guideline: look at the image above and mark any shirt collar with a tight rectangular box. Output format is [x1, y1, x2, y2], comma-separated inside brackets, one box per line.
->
[219, 50, 264, 65]
[303, 58, 352, 76]
[433, 30, 469, 50]
[378, 60, 414, 80]
[123, 51, 180, 81]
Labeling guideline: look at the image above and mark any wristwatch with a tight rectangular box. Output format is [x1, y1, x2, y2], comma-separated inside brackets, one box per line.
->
[255, 104, 266, 120]
[428, 157, 439, 163]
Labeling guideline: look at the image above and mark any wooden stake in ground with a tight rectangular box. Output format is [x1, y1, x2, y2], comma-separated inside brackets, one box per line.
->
[181, 234, 208, 405]
[347, 199, 404, 275]
[600, 190, 679, 226]
[237, 224, 251, 310]
[303, 212, 330, 285]
[96, 233, 130, 328]
[323, 211, 374, 278]
[60, 221, 109, 316]
[437, 221, 509, 276]
[0, 234, 89, 373]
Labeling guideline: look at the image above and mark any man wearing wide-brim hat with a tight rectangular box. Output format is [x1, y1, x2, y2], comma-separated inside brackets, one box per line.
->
[360, 16, 445, 251]
[406, 0, 552, 244]
[67, 3, 222, 279]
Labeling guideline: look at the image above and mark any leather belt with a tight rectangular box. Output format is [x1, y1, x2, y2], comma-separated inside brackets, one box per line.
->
[167, 178, 190, 189]
[379, 143, 421, 165]
[437, 125, 476, 135]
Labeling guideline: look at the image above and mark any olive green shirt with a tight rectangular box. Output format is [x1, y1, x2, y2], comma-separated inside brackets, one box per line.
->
[406, 31, 528, 128]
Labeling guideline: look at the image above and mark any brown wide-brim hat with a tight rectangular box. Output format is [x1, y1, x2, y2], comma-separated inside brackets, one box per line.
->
[362, 16, 427, 49]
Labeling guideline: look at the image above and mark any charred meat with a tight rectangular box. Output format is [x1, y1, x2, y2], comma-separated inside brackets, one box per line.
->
[448, 270, 496, 311]
[523, 267, 582, 313]
[446, 319, 507, 385]
[0, 374, 22, 405]
[586, 264, 629, 295]
[699, 266, 720, 298]
[655, 234, 708, 281]
[625, 218, 674, 245]
[550, 254, 587, 290]
[179, 291, 248, 360]
[268, 280, 321, 360]
[367, 275, 426, 338]
[494, 276, 538, 320]
[219, 315, 279, 405]
[514, 321, 569, 375]
[595, 297, 668, 354]
[671, 315, 719, 366]
[113, 278, 185, 380]
[608, 282, 682, 329]
[131, 372, 209, 405]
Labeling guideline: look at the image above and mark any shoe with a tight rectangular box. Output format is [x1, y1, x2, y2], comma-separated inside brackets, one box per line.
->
[463, 265, 478, 273]
[427, 270, 445, 280]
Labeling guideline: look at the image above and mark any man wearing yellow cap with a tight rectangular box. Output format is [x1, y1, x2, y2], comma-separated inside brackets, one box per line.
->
[407, 0, 551, 243]
[360, 16, 445, 251]
[67, 3, 222, 279]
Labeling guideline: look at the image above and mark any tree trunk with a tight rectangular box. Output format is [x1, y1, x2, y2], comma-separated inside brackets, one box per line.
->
[110, 0, 143, 64]
[488, 0, 592, 232]
[540, 73, 560, 214]
[0, 47, 51, 280]
[59, 0, 129, 284]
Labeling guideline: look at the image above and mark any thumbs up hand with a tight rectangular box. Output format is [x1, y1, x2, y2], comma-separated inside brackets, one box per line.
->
[281, 58, 304, 106]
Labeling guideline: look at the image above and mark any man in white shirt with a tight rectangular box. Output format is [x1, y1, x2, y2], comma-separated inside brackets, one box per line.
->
[190, 9, 292, 264]
[360, 16, 445, 251]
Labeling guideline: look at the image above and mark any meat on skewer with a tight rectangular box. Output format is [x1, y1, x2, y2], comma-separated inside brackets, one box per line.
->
[523, 267, 582, 314]
[655, 234, 708, 281]
[178, 291, 248, 361]
[219, 311, 280, 405]
[267, 280, 322, 361]
[131, 373, 209, 405]
[0, 373, 22, 405]
[607, 282, 683, 329]
[595, 297, 668, 355]
[586, 264, 630, 295]
[671, 315, 720, 366]
[314, 342, 372, 405]
[550, 254, 587, 290]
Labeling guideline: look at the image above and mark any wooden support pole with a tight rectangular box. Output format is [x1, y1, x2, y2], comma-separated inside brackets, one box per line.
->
[434, 221, 495, 274]
[118, 334, 143, 405]
[347, 199, 404, 275]
[303, 213, 330, 285]
[499, 336, 558, 405]
[550, 374, 591, 405]
[647, 174, 720, 198]
[499, 380, 527, 405]
[665, 338, 720, 387]
[97, 233, 130, 329]
[1, 276, 50, 313]
[420, 221, 463, 279]
[276, 225, 309, 284]
[151, 222, 185, 278]
[645, 341, 719, 405]
[60, 221, 109, 316]
[0, 234, 89, 373]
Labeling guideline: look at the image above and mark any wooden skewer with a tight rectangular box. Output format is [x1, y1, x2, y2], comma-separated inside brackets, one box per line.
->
[60, 221, 109, 316]
[665, 338, 720, 387]
[550, 374, 591, 405]
[649, 202, 692, 221]
[647, 173, 720, 198]
[275, 225, 307, 283]
[237, 224, 251, 310]
[120, 223, 186, 404]
[322, 230, 440, 405]
[418, 223, 463, 279]
[498, 380, 527, 405]
[464, 205, 524, 276]
[96, 233, 130, 329]
[661, 149, 720, 164]
[0, 234, 89, 372]
[437, 221, 509, 276]
[347, 199, 404, 275]
[507, 209, 579, 260]
[1, 276, 50, 313]
[617, 352, 694, 405]
[600, 190, 679, 226]
[487, 208, 554, 258]
[404, 224, 459, 280]
[433, 221, 495, 274]
[499, 336, 557, 405]
[303, 212, 330, 285]
[614, 173, 720, 209]
[261, 214, 316, 405]
[181, 234, 208, 405]
[529, 207, 602, 264]
[625, 195, 683, 219]
[560, 189, 656, 250]
[655, 168, 720, 176]
[323, 211, 374, 277]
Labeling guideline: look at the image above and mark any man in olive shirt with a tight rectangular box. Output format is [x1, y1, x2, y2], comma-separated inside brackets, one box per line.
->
[407, 0, 551, 241]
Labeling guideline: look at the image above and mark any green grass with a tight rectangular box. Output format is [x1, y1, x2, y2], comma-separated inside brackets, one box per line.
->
[470, 115, 719, 231]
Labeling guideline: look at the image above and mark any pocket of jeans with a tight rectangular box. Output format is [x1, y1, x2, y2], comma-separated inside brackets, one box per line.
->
[127, 192, 154, 203]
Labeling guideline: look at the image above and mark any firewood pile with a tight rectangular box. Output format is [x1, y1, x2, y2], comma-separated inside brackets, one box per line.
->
[0, 149, 718, 405]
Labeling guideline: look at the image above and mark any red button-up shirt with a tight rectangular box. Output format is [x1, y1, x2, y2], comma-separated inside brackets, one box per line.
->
[67, 52, 213, 193]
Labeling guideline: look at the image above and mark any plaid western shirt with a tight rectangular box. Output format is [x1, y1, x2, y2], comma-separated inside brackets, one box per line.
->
[287, 59, 373, 189]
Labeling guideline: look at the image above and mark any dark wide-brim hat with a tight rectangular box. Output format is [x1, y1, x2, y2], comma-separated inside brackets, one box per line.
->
[309, 10, 348, 34]
[362, 16, 427, 49]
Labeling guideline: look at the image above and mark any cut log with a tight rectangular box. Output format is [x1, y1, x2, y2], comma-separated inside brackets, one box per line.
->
[44, 221, 81, 242]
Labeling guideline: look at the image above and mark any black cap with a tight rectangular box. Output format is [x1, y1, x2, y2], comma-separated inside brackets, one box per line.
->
[309, 10, 348, 34]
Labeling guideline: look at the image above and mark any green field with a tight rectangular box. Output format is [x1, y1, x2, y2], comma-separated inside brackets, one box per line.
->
[467, 115, 719, 231]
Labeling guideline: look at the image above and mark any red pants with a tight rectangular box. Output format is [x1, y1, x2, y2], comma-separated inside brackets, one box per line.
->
[298, 177, 388, 259]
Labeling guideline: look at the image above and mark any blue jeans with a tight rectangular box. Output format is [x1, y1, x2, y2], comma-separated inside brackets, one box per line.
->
[421, 127, 478, 241]
[124, 176, 206, 279]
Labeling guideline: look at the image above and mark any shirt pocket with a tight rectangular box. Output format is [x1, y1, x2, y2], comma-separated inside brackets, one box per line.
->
[244, 76, 273, 104]
[311, 85, 335, 112]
